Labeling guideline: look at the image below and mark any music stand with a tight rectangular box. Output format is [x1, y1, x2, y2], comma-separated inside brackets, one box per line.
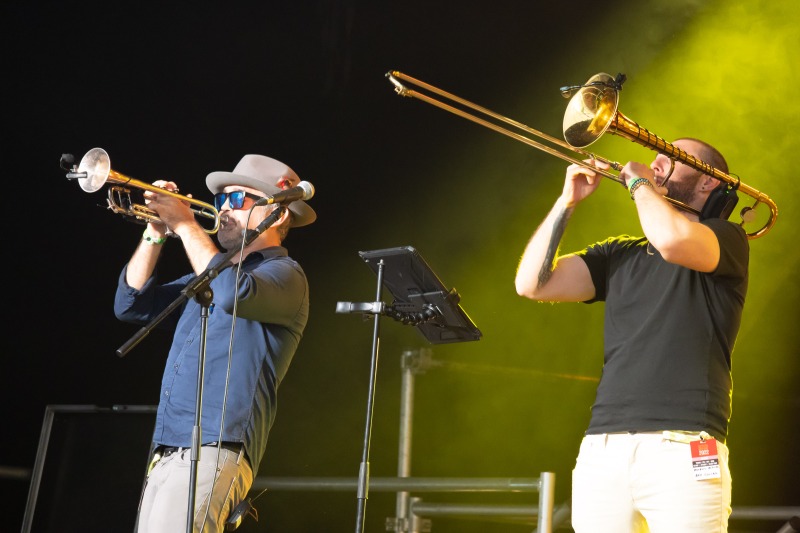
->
[336, 245, 481, 533]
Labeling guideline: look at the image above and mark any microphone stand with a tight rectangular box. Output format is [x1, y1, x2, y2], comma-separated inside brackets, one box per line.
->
[355, 259, 385, 533]
[117, 207, 286, 533]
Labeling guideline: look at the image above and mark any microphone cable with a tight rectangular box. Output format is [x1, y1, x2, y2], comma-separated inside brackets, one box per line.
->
[200, 203, 282, 530]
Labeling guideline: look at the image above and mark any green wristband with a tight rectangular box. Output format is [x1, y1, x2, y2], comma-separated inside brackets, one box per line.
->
[628, 178, 653, 200]
[142, 230, 167, 245]
[627, 177, 648, 192]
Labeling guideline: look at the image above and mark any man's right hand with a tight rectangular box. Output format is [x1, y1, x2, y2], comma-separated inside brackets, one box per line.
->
[561, 159, 610, 207]
[143, 180, 195, 237]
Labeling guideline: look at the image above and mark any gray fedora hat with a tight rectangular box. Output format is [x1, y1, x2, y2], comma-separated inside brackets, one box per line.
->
[206, 154, 316, 227]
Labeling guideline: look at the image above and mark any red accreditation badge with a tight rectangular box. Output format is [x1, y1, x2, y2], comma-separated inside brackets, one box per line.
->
[690, 437, 720, 480]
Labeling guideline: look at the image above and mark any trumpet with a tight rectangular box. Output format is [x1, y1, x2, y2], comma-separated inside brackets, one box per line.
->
[65, 147, 220, 234]
[386, 70, 778, 239]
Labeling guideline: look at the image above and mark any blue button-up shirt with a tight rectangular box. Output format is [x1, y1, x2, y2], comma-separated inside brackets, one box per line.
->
[114, 246, 309, 474]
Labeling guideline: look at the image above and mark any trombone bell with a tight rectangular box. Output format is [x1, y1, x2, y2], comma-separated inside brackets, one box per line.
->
[563, 73, 620, 148]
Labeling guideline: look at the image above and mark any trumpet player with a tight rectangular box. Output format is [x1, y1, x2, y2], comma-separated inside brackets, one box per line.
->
[515, 138, 748, 532]
[114, 154, 315, 532]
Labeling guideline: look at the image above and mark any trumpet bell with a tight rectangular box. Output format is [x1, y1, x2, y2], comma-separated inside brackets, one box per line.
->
[563, 73, 620, 148]
[77, 147, 113, 193]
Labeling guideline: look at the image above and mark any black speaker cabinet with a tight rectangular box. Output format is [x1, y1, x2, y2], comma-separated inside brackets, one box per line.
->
[22, 404, 156, 533]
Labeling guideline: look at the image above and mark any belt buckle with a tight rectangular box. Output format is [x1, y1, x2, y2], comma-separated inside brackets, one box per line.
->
[161, 445, 181, 458]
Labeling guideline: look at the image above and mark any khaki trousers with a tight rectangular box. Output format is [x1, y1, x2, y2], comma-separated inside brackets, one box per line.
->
[137, 444, 253, 533]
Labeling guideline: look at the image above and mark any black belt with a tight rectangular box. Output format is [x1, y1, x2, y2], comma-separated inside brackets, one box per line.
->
[156, 441, 243, 459]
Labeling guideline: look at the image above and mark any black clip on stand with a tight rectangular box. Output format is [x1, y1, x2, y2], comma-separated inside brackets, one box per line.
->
[116, 206, 286, 533]
[335, 246, 481, 533]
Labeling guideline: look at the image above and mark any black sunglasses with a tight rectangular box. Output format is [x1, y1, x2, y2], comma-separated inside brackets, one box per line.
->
[213, 191, 264, 211]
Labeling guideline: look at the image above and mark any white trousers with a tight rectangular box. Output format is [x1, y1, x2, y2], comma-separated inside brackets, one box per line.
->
[571, 432, 731, 533]
[137, 445, 253, 533]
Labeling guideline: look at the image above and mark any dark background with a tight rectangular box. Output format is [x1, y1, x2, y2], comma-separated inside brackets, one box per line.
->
[3, 1, 798, 532]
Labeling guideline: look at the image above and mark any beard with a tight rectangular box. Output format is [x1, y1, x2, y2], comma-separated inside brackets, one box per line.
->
[665, 172, 703, 205]
[217, 218, 246, 251]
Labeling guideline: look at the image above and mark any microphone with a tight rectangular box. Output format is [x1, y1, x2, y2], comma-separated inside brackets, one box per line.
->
[254, 181, 314, 206]
[60, 153, 89, 180]
[60, 153, 75, 170]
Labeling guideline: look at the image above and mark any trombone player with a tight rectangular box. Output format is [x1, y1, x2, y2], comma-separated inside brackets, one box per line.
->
[515, 138, 748, 532]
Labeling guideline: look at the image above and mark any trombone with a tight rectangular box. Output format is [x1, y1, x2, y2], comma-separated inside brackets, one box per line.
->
[386, 70, 778, 239]
[65, 147, 220, 235]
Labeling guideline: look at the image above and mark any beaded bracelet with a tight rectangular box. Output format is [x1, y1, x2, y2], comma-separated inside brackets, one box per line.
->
[628, 177, 653, 200]
[142, 229, 167, 245]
